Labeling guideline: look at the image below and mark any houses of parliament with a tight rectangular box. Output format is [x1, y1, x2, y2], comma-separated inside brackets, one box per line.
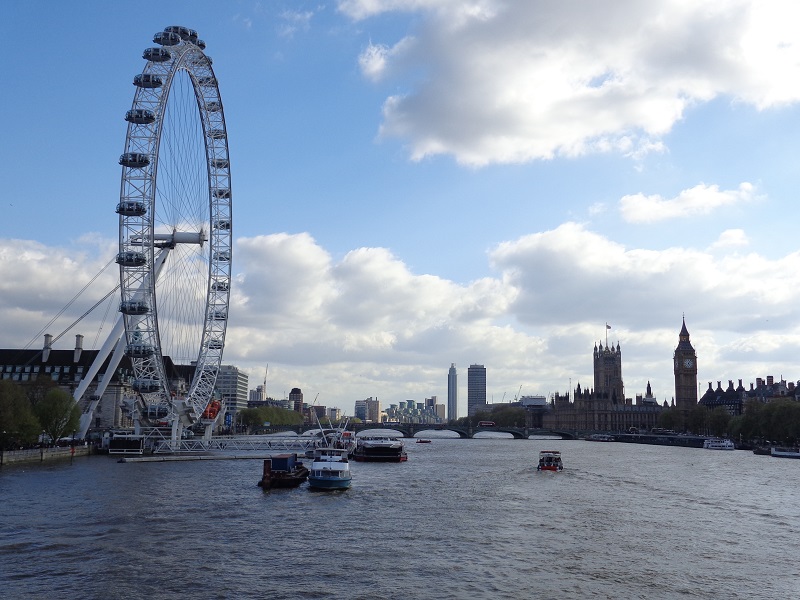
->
[540, 319, 698, 432]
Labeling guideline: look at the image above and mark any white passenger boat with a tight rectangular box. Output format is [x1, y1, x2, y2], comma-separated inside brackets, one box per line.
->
[308, 447, 352, 490]
[702, 438, 735, 450]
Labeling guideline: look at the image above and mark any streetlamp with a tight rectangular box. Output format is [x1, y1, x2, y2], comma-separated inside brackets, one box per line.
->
[40, 430, 45, 462]
[1, 430, 5, 467]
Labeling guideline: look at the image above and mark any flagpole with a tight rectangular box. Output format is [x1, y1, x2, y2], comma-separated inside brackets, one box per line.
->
[605, 322, 608, 347]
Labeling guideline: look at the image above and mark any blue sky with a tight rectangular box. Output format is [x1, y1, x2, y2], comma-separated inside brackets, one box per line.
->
[4, 0, 800, 416]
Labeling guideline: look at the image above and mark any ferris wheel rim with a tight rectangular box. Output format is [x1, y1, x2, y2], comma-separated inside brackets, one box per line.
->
[116, 26, 232, 426]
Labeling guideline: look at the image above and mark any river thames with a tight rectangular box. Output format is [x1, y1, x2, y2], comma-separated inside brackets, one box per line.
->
[1, 436, 797, 599]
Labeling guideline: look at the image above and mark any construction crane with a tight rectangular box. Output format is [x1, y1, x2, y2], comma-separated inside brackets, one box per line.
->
[514, 385, 522, 402]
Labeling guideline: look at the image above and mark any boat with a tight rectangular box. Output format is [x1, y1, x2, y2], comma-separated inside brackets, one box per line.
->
[307, 447, 352, 490]
[587, 433, 614, 442]
[771, 446, 800, 459]
[537, 450, 563, 471]
[353, 436, 408, 462]
[416, 439, 432, 444]
[702, 438, 735, 450]
[257, 453, 309, 489]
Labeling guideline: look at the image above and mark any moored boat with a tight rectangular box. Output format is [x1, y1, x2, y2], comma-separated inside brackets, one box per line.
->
[257, 453, 309, 489]
[308, 447, 352, 490]
[353, 436, 408, 462]
[416, 439, 432, 444]
[587, 433, 614, 442]
[537, 450, 563, 471]
[702, 438, 735, 450]
[771, 446, 800, 459]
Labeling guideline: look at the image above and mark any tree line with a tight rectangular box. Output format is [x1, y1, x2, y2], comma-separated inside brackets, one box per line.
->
[0, 379, 81, 449]
[658, 399, 800, 444]
[236, 405, 304, 431]
[454, 406, 528, 428]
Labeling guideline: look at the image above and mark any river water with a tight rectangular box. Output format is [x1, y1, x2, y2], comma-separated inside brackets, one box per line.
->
[1, 436, 797, 599]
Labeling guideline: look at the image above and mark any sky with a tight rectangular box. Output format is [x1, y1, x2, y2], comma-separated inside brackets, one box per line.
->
[4, 0, 800, 417]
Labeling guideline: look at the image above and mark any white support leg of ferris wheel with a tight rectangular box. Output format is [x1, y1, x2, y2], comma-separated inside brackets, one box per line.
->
[74, 248, 171, 439]
[75, 314, 125, 439]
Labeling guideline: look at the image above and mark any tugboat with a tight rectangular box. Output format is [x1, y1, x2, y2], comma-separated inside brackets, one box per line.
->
[537, 450, 563, 472]
[257, 453, 309, 489]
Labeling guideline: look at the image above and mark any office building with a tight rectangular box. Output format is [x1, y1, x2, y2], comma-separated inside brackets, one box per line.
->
[216, 365, 249, 424]
[467, 364, 486, 417]
[289, 387, 303, 413]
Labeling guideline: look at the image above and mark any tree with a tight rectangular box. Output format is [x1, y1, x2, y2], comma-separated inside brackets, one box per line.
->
[488, 406, 527, 427]
[22, 374, 58, 408]
[238, 408, 265, 431]
[763, 400, 800, 445]
[685, 405, 709, 435]
[657, 407, 680, 431]
[738, 399, 765, 441]
[708, 407, 731, 438]
[34, 388, 80, 444]
[0, 380, 40, 447]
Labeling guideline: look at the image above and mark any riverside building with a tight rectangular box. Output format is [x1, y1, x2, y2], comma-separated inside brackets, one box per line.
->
[467, 364, 486, 417]
[542, 337, 661, 432]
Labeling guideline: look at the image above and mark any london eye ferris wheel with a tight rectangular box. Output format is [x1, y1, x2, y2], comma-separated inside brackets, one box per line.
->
[116, 25, 232, 429]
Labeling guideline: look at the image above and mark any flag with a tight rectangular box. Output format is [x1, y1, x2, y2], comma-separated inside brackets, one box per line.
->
[606, 324, 611, 330]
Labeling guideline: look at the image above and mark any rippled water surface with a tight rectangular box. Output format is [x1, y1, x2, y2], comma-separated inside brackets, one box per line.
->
[2, 438, 798, 599]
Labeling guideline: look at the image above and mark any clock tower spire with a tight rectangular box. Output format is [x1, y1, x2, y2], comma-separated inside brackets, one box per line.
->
[673, 316, 698, 413]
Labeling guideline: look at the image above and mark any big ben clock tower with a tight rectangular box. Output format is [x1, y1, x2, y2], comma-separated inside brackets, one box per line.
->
[673, 317, 698, 411]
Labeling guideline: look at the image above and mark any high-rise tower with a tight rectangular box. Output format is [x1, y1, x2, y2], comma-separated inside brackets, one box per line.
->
[673, 317, 698, 411]
[289, 387, 303, 413]
[447, 363, 458, 421]
[467, 364, 486, 417]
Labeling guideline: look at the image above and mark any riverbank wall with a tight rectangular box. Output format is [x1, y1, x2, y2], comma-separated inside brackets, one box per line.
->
[1, 445, 93, 466]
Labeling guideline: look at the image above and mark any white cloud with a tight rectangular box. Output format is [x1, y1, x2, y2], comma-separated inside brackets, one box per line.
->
[710, 229, 750, 250]
[489, 221, 800, 331]
[619, 182, 759, 224]
[4, 229, 800, 412]
[339, 1, 800, 165]
[358, 42, 391, 82]
[278, 10, 315, 37]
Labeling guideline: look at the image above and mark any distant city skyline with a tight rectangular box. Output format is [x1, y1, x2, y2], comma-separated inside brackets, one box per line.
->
[5, 3, 800, 418]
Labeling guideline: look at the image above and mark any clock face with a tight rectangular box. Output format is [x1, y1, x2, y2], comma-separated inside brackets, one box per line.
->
[684, 358, 694, 368]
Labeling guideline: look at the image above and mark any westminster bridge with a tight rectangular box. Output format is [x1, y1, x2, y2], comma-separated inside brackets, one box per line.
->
[269, 423, 578, 440]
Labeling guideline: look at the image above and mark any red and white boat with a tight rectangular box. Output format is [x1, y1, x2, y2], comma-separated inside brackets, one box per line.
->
[537, 450, 563, 471]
